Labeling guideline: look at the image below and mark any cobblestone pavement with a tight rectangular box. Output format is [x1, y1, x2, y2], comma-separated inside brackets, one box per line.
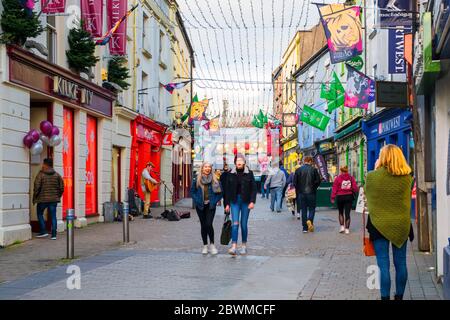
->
[0, 197, 443, 300]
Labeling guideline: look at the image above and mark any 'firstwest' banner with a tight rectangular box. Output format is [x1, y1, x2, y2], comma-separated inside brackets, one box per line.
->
[107, 0, 128, 55]
[81, 0, 103, 37]
[41, 0, 65, 14]
[388, 27, 412, 74]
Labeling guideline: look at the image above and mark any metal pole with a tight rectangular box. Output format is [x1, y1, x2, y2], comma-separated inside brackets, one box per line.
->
[66, 209, 75, 259]
[123, 202, 129, 243]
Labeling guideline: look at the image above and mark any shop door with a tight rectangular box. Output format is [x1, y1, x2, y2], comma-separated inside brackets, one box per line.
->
[63, 107, 75, 219]
[112, 147, 122, 202]
[137, 142, 161, 205]
[29, 103, 52, 232]
[85, 116, 98, 216]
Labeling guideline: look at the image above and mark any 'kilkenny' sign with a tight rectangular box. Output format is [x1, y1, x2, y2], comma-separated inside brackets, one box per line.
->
[53, 76, 93, 106]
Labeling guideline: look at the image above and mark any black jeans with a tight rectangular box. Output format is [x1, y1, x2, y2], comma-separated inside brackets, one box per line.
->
[337, 194, 353, 228]
[297, 193, 316, 231]
[196, 206, 216, 245]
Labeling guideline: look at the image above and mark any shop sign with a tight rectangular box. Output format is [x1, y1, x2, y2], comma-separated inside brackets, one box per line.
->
[136, 124, 162, 145]
[317, 141, 334, 154]
[378, 115, 401, 135]
[283, 113, 298, 127]
[376, 81, 409, 108]
[388, 27, 411, 74]
[283, 139, 298, 152]
[347, 56, 364, 71]
[162, 132, 173, 146]
[53, 76, 94, 106]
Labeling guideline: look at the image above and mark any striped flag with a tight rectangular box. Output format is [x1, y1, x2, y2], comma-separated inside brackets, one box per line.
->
[164, 81, 190, 94]
[96, 4, 138, 46]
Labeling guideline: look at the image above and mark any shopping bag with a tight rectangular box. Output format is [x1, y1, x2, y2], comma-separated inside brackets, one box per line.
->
[220, 214, 232, 245]
[355, 187, 365, 214]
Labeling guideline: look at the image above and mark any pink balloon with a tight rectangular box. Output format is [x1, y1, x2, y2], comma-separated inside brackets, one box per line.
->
[51, 126, 60, 136]
[40, 121, 53, 137]
[23, 134, 34, 148]
[29, 129, 40, 143]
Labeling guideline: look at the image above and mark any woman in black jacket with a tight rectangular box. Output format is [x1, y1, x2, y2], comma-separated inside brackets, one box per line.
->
[223, 154, 257, 256]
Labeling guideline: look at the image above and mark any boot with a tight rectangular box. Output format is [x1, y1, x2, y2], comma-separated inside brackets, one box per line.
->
[394, 295, 403, 300]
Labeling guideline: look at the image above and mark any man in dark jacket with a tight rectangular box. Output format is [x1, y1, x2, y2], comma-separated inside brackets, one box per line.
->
[224, 154, 257, 256]
[294, 156, 321, 233]
[33, 158, 64, 240]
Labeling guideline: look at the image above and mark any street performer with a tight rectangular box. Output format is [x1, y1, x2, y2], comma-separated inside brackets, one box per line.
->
[141, 162, 160, 219]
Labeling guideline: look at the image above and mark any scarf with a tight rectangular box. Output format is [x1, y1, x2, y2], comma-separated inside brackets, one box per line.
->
[365, 167, 412, 248]
[199, 173, 221, 193]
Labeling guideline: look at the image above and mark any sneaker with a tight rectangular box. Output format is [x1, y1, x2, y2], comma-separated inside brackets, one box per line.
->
[239, 246, 247, 255]
[345, 229, 350, 234]
[302, 230, 308, 233]
[307, 220, 314, 232]
[339, 226, 345, 233]
[36, 233, 49, 238]
[296, 213, 301, 220]
[209, 244, 218, 255]
[202, 245, 208, 255]
[51, 236, 57, 240]
[228, 247, 237, 256]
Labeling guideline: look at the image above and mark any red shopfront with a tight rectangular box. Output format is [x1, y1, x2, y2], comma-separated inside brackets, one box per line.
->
[129, 115, 167, 206]
[7, 45, 114, 224]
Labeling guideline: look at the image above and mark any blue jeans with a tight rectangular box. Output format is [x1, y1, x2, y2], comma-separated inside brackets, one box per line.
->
[37, 202, 58, 237]
[270, 187, 283, 212]
[298, 193, 316, 231]
[373, 238, 408, 298]
[231, 195, 250, 243]
[261, 184, 268, 198]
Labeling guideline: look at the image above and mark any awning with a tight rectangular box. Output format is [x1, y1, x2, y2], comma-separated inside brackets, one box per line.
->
[334, 120, 361, 141]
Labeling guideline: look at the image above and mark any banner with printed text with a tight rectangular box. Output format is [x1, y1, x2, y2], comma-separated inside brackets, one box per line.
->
[344, 65, 376, 109]
[81, 0, 103, 37]
[107, 0, 128, 55]
[378, 0, 413, 27]
[41, 0, 66, 14]
[318, 4, 363, 64]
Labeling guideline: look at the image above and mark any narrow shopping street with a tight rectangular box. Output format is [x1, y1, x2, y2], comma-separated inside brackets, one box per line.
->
[0, 198, 442, 300]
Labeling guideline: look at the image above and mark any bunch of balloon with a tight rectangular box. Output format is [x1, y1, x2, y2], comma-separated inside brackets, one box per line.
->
[23, 129, 43, 155]
[39, 121, 61, 147]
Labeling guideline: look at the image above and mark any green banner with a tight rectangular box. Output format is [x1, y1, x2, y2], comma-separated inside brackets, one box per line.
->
[320, 72, 345, 113]
[300, 105, 331, 131]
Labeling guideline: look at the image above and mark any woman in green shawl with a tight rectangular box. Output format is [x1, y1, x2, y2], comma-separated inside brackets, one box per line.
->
[365, 144, 414, 300]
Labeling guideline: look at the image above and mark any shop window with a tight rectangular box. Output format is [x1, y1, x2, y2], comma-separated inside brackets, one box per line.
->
[63, 108, 74, 218]
[46, 16, 57, 64]
[85, 116, 98, 216]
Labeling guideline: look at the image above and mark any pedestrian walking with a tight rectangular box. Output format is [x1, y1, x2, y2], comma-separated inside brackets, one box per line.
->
[279, 162, 289, 208]
[264, 165, 286, 213]
[260, 170, 269, 199]
[365, 144, 414, 300]
[331, 166, 359, 234]
[190, 161, 223, 255]
[141, 162, 161, 219]
[286, 166, 300, 218]
[294, 156, 321, 233]
[223, 153, 257, 256]
[32, 158, 64, 240]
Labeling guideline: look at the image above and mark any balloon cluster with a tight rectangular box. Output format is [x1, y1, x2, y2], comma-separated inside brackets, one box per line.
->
[23, 121, 62, 155]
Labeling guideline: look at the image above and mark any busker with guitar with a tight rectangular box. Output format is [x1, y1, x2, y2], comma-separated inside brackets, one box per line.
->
[141, 162, 161, 219]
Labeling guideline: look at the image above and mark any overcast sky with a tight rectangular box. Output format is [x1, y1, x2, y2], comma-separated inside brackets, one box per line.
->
[176, 0, 347, 118]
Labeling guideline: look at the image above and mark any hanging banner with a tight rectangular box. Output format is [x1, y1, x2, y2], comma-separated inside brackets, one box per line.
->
[320, 71, 345, 113]
[344, 64, 376, 109]
[318, 4, 363, 64]
[85, 116, 98, 215]
[81, 0, 103, 37]
[63, 108, 74, 219]
[300, 105, 331, 131]
[389, 27, 412, 74]
[314, 152, 329, 182]
[188, 99, 209, 125]
[378, 0, 413, 27]
[41, 0, 66, 14]
[107, 0, 128, 55]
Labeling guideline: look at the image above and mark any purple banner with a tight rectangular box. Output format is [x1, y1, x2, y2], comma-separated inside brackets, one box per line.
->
[81, 0, 103, 37]
[388, 28, 411, 74]
[378, 0, 413, 27]
[314, 153, 329, 182]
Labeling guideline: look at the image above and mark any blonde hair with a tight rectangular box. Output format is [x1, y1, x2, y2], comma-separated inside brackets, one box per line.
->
[196, 162, 219, 188]
[376, 144, 411, 176]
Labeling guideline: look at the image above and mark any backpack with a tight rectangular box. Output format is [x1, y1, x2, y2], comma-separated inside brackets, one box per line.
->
[341, 179, 352, 191]
[161, 209, 180, 221]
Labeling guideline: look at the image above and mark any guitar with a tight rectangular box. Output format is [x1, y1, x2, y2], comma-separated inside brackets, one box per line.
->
[144, 169, 163, 192]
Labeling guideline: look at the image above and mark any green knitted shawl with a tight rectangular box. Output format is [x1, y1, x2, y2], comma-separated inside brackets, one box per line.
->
[365, 167, 412, 248]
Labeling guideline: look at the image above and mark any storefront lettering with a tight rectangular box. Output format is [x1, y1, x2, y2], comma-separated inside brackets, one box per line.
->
[378, 116, 401, 134]
[54, 76, 93, 105]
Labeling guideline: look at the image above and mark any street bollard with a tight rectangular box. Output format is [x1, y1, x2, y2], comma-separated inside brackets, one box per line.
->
[123, 202, 129, 243]
[66, 209, 76, 259]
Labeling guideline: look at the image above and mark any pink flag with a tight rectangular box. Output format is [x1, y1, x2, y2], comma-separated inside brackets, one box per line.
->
[107, 0, 128, 55]
[81, 0, 103, 37]
[41, 0, 65, 14]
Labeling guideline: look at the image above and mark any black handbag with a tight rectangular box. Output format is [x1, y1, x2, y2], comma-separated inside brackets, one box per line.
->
[220, 214, 232, 245]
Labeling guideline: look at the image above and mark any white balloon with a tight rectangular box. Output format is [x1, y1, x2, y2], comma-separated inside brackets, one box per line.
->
[49, 135, 62, 147]
[40, 133, 50, 145]
[30, 142, 44, 155]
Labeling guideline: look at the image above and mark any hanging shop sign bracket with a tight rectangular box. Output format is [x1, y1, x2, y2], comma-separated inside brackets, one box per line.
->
[375, 81, 409, 108]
